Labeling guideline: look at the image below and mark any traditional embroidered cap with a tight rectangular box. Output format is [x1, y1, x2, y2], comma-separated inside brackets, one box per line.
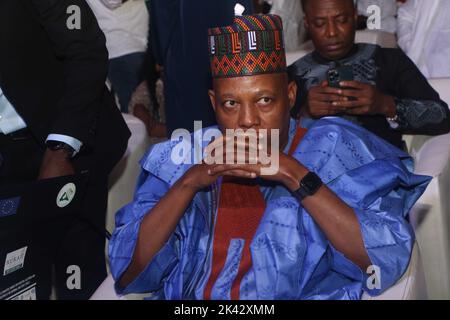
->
[208, 14, 287, 78]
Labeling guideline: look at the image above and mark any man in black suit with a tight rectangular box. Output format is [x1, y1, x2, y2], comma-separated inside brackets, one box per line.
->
[0, 0, 130, 299]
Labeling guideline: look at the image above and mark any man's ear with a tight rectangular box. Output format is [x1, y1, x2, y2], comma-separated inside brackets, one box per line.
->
[208, 89, 217, 112]
[287, 81, 298, 111]
[303, 14, 309, 30]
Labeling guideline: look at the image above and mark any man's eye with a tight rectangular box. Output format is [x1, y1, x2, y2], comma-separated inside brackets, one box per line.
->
[223, 100, 237, 108]
[313, 20, 326, 28]
[257, 97, 273, 106]
[337, 16, 348, 24]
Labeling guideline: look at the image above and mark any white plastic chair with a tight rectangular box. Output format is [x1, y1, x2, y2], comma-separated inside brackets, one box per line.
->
[90, 275, 121, 300]
[90, 275, 152, 300]
[402, 78, 450, 299]
[107, 114, 163, 234]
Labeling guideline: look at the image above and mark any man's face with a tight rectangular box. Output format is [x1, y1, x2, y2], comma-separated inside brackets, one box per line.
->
[208, 73, 297, 149]
[304, 0, 357, 60]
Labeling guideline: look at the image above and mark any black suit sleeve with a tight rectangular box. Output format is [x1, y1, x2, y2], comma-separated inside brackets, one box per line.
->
[29, 0, 109, 145]
[387, 48, 450, 135]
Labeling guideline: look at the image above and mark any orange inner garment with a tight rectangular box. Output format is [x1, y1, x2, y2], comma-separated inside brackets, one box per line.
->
[204, 127, 307, 300]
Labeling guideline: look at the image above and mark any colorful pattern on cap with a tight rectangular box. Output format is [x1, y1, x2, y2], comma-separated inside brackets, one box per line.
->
[208, 14, 286, 78]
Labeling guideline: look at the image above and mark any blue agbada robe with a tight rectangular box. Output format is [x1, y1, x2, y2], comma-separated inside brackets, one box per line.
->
[109, 117, 431, 300]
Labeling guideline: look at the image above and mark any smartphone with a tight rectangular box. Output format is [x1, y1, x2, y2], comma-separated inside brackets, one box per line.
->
[327, 65, 354, 88]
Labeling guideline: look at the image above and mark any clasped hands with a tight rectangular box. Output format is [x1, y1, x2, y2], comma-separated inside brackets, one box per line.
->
[181, 133, 307, 193]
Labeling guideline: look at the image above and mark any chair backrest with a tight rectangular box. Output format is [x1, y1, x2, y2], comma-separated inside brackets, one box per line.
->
[404, 78, 450, 174]
[403, 78, 450, 299]
[355, 29, 397, 49]
[107, 114, 153, 234]
[429, 78, 450, 106]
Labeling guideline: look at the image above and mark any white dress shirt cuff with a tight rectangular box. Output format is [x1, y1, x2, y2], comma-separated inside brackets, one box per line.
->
[46, 134, 83, 155]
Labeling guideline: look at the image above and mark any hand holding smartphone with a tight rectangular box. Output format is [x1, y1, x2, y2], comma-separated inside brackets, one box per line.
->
[327, 65, 357, 102]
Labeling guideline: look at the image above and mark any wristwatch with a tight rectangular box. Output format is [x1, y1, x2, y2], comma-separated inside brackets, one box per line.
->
[45, 140, 76, 158]
[293, 171, 323, 201]
[386, 98, 408, 129]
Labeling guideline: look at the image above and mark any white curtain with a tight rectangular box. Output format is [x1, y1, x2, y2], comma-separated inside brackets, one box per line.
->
[397, 0, 450, 78]
[268, 0, 306, 52]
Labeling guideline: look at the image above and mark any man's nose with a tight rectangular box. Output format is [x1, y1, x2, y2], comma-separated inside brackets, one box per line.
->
[238, 104, 260, 129]
[326, 21, 338, 38]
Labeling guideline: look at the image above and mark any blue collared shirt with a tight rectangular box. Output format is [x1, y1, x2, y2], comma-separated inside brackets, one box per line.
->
[0, 86, 82, 154]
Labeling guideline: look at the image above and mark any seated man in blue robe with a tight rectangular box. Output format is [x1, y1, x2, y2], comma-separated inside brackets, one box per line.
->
[108, 14, 431, 300]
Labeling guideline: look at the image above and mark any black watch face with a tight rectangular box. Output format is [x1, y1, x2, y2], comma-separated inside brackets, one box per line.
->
[302, 172, 322, 194]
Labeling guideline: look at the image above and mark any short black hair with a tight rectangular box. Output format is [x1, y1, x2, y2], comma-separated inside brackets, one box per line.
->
[301, 0, 356, 12]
